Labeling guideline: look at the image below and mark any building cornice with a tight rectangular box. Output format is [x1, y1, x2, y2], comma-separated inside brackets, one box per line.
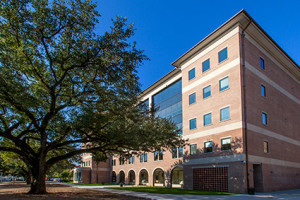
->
[172, 9, 300, 81]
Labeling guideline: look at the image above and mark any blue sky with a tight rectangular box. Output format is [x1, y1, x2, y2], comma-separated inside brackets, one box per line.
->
[95, 0, 300, 91]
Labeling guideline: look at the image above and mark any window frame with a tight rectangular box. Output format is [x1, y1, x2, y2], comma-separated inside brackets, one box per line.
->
[219, 76, 229, 92]
[260, 57, 265, 70]
[172, 147, 178, 159]
[264, 141, 269, 153]
[262, 112, 268, 125]
[218, 47, 228, 63]
[261, 84, 266, 97]
[190, 144, 197, 155]
[203, 113, 212, 126]
[189, 92, 196, 105]
[189, 118, 197, 130]
[204, 141, 213, 153]
[203, 85, 211, 99]
[221, 137, 231, 151]
[188, 68, 196, 80]
[154, 150, 163, 161]
[220, 106, 230, 121]
[202, 58, 210, 73]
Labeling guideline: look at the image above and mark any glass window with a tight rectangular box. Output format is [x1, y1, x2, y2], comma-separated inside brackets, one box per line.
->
[221, 138, 231, 150]
[153, 80, 182, 135]
[144, 153, 147, 162]
[260, 57, 265, 70]
[261, 85, 266, 97]
[219, 77, 229, 91]
[129, 156, 134, 164]
[188, 68, 195, 80]
[204, 141, 213, 153]
[140, 154, 144, 163]
[189, 93, 196, 105]
[154, 151, 158, 161]
[202, 59, 210, 72]
[159, 150, 163, 160]
[218, 47, 228, 63]
[155, 150, 163, 161]
[262, 112, 267, 125]
[178, 147, 183, 158]
[190, 144, 197, 155]
[220, 107, 230, 121]
[189, 118, 197, 130]
[172, 148, 178, 159]
[264, 141, 269, 153]
[203, 85, 211, 99]
[119, 157, 124, 165]
[204, 113, 212, 126]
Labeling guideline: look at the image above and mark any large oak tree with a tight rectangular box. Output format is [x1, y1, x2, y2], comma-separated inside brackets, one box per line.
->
[0, 0, 184, 194]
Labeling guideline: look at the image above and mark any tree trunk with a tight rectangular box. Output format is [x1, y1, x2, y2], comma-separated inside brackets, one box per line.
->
[28, 163, 47, 194]
[96, 166, 99, 184]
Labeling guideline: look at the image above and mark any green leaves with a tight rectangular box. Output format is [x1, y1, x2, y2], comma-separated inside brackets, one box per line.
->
[0, 0, 185, 193]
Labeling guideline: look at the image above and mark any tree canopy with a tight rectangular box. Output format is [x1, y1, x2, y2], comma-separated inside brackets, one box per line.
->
[0, 0, 185, 194]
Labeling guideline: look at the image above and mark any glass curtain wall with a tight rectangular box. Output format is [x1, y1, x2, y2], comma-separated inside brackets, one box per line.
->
[152, 80, 182, 133]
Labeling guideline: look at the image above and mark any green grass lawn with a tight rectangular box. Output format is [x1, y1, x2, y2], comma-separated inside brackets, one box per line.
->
[66, 182, 117, 186]
[105, 186, 235, 195]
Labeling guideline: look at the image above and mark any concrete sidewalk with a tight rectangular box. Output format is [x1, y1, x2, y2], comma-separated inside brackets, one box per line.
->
[94, 188, 300, 200]
[59, 183, 300, 200]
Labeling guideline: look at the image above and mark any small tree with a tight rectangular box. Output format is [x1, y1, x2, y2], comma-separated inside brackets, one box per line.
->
[92, 152, 107, 184]
[0, 0, 185, 194]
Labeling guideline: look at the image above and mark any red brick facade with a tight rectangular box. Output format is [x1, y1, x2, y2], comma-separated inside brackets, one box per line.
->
[74, 10, 300, 193]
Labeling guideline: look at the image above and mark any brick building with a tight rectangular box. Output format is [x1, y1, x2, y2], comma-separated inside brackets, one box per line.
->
[73, 10, 300, 193]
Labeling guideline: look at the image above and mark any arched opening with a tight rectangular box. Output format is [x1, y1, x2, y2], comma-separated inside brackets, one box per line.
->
[112, 171, 117, 183]
[171, 166, 184, 188]
[119, 171, 125, 184]
[128, 170, 136, 185]
[139, 169, 149, 185]
[153, 168, 164, 186]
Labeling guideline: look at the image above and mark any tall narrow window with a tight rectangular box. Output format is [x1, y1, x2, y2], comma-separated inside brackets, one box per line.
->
[172, 148, 178, 159]
[219, 77, 229, 91]
[221, 138, 231, 150]
[189, 118, 197, 130]
[178, 147, 183, 158]
[119, 157, 124, 165]
[172, 147, 183, 158]
[129, 156, 134, 164]
[262, 112, 267, 125]
[189, 68, 195, 80]
[204, 141, 213, 153]
[261, 85, 266, 97]
[189, 93, 196, 105]
[159, 150, 163, 160]
[220, 107, 230, 121]
[204, 113, 212, 126]
[144, 153, 147, 162]
[260, 57, 265, 70]
[218, 47, 228, 63]
[202, 59, 210, 72]
[140, 154, 144, 163]
[154, 151, 158, 161]
[264, 141, 269, 153]
[190, 144, 197, 155]
[154, 150, 163, 161]
[203, 85, 211, 99]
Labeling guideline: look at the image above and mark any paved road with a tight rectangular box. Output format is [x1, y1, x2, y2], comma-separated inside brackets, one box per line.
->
[60, 183, 300, 200]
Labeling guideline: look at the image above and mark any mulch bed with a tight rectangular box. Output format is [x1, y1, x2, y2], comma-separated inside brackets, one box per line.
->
[0, 184, 148, 200]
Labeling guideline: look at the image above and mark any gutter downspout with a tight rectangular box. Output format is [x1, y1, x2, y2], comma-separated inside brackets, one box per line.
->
[241, 19, 252, 195]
